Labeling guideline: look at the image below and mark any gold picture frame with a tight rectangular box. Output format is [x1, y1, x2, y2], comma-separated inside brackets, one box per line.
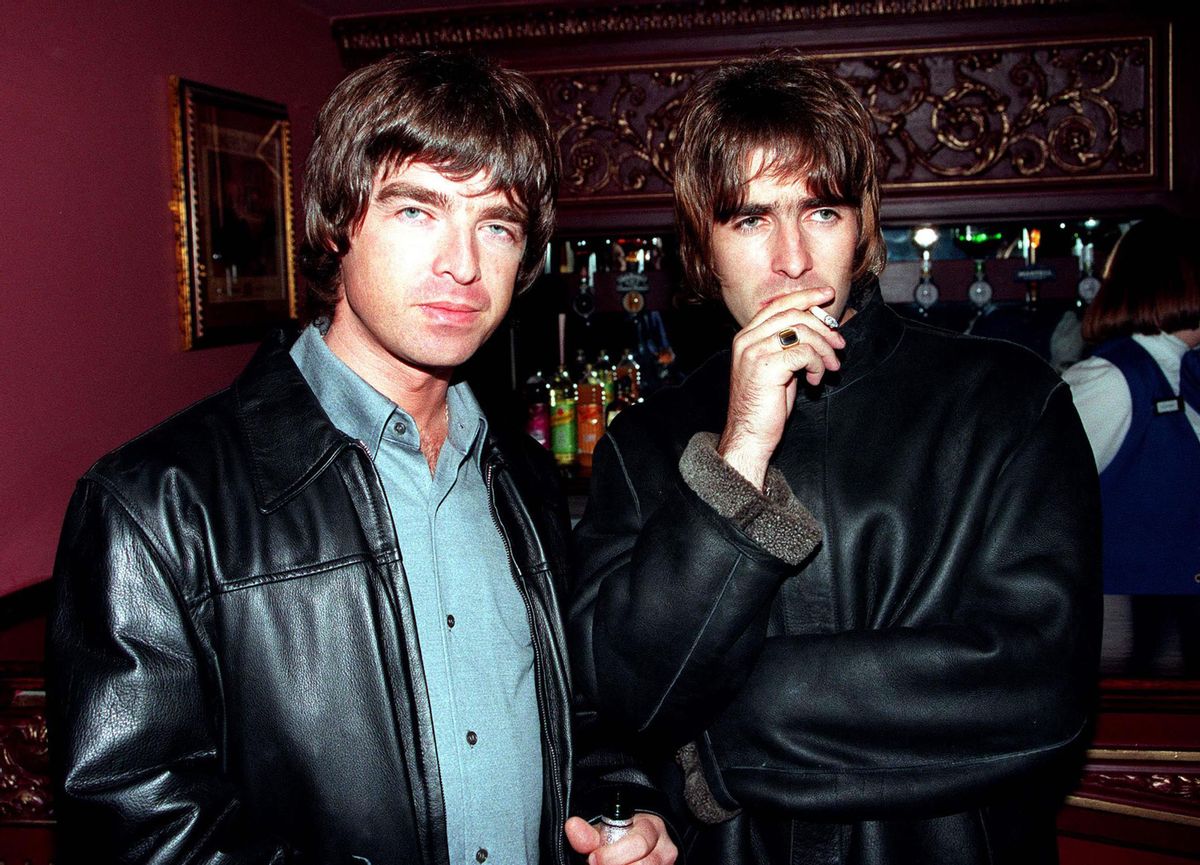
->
[170, 77, 297, 350]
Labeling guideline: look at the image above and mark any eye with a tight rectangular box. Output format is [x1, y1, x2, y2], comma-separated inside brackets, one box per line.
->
[398, 206, 425, 220]
[733, 216, 765, 232]
[810, 208, 841, 224]
[483, 223, 522, 243]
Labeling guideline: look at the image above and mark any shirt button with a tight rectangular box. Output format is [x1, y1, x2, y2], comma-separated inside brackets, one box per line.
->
[476, 849, 488, 863]
[447, 614, 456, 628]
[393, 421, 407, 435]
[466, 730, 478, 746]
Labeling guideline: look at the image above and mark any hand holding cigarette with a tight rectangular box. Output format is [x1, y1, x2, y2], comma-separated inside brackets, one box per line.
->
[717, 285, 847, 488]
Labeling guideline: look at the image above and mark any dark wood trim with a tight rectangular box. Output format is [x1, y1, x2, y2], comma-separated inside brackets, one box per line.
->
[333, 0, 1108, 55]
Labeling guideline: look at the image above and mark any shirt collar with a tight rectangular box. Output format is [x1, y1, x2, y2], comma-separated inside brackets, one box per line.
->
[1133, 330, 1189, 356]
[446, 380, 489, 467]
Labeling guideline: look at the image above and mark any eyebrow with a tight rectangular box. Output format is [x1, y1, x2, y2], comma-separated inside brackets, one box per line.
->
[729, 196, 841, 220]
[479, 203, 526, 226]
[373, 181, 526, 229]
[375, 181, 448, 209]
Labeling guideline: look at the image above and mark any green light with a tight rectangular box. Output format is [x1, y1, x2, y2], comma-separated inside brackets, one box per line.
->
[960, 231, 1002, 244]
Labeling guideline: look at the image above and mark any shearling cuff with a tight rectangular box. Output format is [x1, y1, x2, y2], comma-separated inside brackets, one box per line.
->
[679, 431, 822, 566]
[676, 741, 740, 824]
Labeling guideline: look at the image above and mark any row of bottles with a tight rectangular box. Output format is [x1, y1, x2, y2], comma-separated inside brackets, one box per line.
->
[524, 348, 643, 477]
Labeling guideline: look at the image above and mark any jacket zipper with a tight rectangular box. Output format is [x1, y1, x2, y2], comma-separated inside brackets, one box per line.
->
[485, 457, 567, 865]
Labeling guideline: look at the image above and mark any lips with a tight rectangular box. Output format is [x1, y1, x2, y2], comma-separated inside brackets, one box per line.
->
[419, 299, 486, 325]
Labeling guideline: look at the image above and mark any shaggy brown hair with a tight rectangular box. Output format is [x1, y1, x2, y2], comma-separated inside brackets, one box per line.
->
[1082, 215, 1200, 343]
[299, 50, 559, 320]
[673, 51, 886, 301]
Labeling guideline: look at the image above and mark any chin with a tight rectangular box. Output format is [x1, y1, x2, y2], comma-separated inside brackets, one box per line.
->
[409, 345, 480, 372]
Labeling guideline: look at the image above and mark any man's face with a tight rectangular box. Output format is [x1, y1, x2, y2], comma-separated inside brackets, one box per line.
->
[711, 153, 860, 328]
[328, 160, 526, 377]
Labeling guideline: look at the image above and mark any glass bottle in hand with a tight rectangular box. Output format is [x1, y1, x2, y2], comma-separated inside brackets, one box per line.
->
[599, 789, 633, 845]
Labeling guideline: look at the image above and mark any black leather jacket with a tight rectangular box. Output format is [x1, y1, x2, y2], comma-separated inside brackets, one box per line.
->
[571, 286, 1102, 865]
[48, 333, 576, 865]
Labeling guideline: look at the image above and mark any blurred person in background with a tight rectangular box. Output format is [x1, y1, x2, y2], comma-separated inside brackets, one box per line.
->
[1063, 214, 1200, 674]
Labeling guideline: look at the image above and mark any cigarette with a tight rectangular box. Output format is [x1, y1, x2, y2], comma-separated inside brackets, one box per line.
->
[810, 308, 840, 330]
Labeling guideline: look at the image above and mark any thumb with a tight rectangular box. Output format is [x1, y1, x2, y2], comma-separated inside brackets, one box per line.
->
[564, 816, 601, 855]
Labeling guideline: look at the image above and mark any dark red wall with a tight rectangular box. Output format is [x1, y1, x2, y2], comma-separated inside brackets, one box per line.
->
[0, 2, 345, 597]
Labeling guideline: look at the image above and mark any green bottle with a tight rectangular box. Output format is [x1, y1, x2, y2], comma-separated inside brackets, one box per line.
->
[549, 365, 577, 469]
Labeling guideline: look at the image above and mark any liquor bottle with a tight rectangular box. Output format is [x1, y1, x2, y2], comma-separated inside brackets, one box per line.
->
[615, 348, 641, 402]
[523, 370, 550, 450]
[549, 365, 577, 470]
[605, 372, 633, 428]
[570, 347, 589, 382]
[575, 364, 606, 478]
[598, 788, 633, 845]
[594, 347, 616, 406]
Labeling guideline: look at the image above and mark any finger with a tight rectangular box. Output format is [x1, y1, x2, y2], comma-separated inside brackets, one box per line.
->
[730, 329, 840, 387]
[590, 824, 652, 865]
[564, 816, 601, 855]
[731, 312, 844, 374]
[744, 285, 837, 329]
[750, 306, 845, 351]
[636, 815, 678, 865]
[768, 324, 843, 374]
[739, 320, 842, 383]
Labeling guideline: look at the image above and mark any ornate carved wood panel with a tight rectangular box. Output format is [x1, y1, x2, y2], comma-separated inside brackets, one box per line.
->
[332, 1, 1185, 228]
[0, 663, 52, 864]
[0, 667, 49, 827]
[1058, 679, 1200, 856]
[533, 35, 1156, 210]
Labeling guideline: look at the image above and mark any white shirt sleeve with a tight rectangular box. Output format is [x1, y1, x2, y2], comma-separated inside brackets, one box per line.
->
[1061, 356, 1131, 473]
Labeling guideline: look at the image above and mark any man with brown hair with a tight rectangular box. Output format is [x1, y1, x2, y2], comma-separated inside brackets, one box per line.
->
[49, 50, 674, 865]
[571, 51, 1101, 864]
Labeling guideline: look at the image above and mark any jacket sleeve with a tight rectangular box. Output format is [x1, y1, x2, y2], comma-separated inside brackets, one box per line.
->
[570, 384, 1102, 822]
[570, 409, 821, 743]
[48, 478, 289, 864]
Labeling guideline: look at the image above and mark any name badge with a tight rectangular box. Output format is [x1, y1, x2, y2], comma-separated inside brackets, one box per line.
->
[1154, 397, 1183, 414]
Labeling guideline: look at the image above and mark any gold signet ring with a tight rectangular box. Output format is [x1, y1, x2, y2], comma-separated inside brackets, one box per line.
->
[778, 328, 800, 349]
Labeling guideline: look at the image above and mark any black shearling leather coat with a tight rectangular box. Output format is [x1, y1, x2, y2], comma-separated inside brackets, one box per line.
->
[48, 332, 576, 865]
[570, 285, 1102, 865]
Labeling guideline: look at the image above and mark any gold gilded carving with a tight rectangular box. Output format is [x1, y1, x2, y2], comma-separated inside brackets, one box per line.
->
[0, 711, 51, 822]
[539, 71, 692, 199]
[531, 36, 1152, 201]
[1082, 771, 1199, 803]
[842, 38, 1151, 187]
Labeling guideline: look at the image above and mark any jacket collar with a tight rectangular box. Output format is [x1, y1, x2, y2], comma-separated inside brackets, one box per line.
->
[811, 277, 905, 396]
[233, 331, 358, 514]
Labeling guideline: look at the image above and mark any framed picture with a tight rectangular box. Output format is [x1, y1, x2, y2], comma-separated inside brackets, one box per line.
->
[170, 77, 298, 350]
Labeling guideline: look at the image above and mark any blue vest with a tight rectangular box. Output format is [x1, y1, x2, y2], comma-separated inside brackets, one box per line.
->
[1092, 337, 1200, 594]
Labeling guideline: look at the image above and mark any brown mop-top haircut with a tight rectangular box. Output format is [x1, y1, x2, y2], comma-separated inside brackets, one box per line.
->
[300, 49, 560, 319]
[674, 51, 886, 301]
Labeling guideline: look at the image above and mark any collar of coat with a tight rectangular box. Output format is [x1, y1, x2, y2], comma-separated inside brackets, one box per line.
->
[232, 330, 356, 514]
[231, 331, 532, 516]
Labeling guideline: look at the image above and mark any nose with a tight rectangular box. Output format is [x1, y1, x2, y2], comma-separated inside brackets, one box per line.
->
[432, 221, 481, 285]
[772, 221, 812, 280]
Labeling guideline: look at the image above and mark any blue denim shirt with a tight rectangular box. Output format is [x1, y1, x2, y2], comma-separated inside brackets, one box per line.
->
[292, 325, 542, 865]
